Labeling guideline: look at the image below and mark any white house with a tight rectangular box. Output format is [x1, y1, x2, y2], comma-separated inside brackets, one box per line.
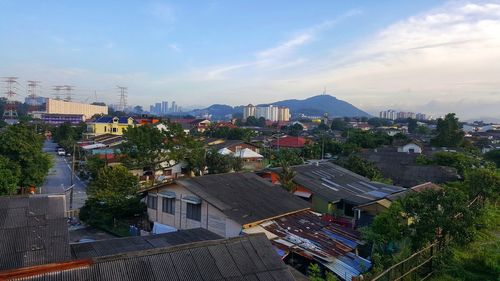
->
[398, 140, 423, 154]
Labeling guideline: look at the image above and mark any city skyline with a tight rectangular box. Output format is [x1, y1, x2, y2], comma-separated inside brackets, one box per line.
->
[1, 1, 499, 121]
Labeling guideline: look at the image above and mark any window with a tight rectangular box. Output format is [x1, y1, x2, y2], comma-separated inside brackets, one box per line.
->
[186, 202, 201, 221]
[112, 127, 117, 133]
[147, 195, 157, 210]
[162, 197, 175, 215]
[104, 126, 107, 132]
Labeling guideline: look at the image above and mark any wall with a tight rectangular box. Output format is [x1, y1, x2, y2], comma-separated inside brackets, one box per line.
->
[147, 184, 242, 237]
[46, 98, 108, 120]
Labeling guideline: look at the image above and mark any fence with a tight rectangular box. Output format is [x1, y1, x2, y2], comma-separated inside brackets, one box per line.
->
[368, 242, 438, 281]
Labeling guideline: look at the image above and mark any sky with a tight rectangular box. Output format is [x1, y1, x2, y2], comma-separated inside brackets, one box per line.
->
[0, 0, 500, 120]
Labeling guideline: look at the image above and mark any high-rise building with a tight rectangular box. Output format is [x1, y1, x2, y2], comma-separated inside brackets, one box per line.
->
[171, 101, 177, 113]
[278, 107, 290, 121]
[243, 104, 256, 120]
[155, 103, 161, 115]
[161, 101, 169, 115]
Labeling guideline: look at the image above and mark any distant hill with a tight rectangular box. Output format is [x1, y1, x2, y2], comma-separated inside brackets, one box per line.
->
[266, 95, 370, 117]
[188, 94, 370, 119]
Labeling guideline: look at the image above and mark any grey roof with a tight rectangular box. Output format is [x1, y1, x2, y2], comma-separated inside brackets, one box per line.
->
[177, 173, 309, 225]
[276, 162, 404, 205]
[360, 151, 459, 187]
[71, 228, 222, 259]
[0, 195, 71, 270]
[8, 234, 296, 281]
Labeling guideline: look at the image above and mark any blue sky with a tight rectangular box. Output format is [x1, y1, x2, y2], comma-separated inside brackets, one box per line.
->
[1, 0, 500, 120]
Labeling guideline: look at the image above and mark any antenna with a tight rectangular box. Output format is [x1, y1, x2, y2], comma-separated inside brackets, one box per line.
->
[323, 86, 326, 95]
[117, 86, 127, 112]
[2, 77, 19, 120]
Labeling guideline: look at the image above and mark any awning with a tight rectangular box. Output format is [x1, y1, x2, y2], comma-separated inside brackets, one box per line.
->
[181, 195, 201, 204]
[152, 222, 177, 234]
[293, 190, 312, 198]
[159, 191, 176, 198]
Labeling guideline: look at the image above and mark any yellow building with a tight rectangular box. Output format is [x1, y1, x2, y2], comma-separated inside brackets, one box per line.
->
[87, 116, 136, 136]
[46, 98, 108, 120]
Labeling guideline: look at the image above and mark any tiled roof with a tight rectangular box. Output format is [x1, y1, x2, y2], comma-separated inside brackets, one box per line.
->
[4, 234, 296, 281]
[94, 116, 132, 124]
[177, 173, 309, 225]
[0, 195, 71, 271]
[71, 228, 222, 259]
[270, 136, 308, 148]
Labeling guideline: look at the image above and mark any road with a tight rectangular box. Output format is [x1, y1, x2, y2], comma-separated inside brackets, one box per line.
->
[41, 140, 87, 210]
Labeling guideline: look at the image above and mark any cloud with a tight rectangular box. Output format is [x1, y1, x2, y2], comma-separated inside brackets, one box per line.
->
[197, 9, 362, 80]
[147, 1, 176, 23]
[167, 43, 181, 52]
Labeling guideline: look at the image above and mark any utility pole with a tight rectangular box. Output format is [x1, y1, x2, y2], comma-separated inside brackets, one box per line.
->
[117, 86, 127, 112]
[2, 77, 19, 120]
[69, 143, 76, 209]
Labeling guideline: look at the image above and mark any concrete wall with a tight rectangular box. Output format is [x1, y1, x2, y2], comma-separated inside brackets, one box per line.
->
[147, 184, 242, 238]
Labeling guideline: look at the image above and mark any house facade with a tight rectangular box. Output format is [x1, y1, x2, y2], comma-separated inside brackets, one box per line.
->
[145, 172, 309, 238]
[87, 116, 136, 136]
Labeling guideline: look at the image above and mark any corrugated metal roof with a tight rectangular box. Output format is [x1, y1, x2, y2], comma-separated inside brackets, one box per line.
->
[7, 234, 296, 281]
[0, 195, 71, 271]
[272, 162, 404, 205]
[70, 228, 222, 259]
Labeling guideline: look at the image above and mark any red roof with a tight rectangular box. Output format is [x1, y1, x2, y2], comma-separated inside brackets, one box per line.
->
[271, 136, 309, 148]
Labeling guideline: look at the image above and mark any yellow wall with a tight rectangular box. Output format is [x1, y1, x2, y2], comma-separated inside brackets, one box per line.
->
[88, 117, 136, 136]
[46, 98, 108, 119]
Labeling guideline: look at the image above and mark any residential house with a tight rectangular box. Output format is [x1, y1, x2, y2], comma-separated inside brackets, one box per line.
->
[354, 182, 442, 226]
[244, 210, 371, 281]
[144, 172, 309, 238]
[3, 234, 296, 281]
[262, 162, 405, 228]
[270, 136, 311, 149]
[397, 139, 424, 154]
[171, 118, 211, 133]
[86, 116, 136, 136]
[360, 149, 459, 187]
[0, 194, 71, 271]
[211, 140, 264, 170]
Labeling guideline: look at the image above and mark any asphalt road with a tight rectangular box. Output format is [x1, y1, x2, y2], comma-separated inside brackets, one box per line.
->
[41, 140, 87, 210]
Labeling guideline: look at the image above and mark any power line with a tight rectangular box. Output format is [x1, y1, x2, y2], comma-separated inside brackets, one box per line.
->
[27, 80, 41, 112]
[63, 85, 75, 101]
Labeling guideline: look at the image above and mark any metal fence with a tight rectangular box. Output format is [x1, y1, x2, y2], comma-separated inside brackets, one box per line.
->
[369, 243, 437, 281]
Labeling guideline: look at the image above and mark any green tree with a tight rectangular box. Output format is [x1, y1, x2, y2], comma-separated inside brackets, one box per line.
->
[277, 160, 296, 192]
[80, 165, 145, 233]
[206, 150, 235, 174]
[288, 123, 304, 136]
[463, 168, 500, 201]
[121, 122, 196, 184]
[86, 156, 107, 179]
[331, 118, 347, 131]
[337, 155, 388, 182]
[407, 118, 417, 134]
[484, 149, 500, 168]
[431, 113, 464, 147]
[0, 124, 52, 189]
[0, 156, 21, 195]
[245, 116, 259, 126]
[271, 149, 303, 167]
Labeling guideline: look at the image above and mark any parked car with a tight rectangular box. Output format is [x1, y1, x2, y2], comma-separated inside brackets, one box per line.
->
[57, 148, 66, 156]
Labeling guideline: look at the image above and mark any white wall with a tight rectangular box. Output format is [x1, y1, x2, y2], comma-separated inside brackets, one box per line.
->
[147, 184, 242, 238]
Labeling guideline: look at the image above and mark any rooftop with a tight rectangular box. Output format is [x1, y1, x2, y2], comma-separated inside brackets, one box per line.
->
[177, 172, 310, 226]
[273, 162, 405, 205]
[2, 234, 296, 281]
[71, 228, 222, 259]
[0, 195, 71, 271]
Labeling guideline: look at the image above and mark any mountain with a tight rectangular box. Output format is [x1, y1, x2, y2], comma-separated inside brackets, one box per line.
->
[188, 94, 370, 119]
[267, 94, 370, 117]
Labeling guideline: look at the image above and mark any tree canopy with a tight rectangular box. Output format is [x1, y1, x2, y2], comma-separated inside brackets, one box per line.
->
[0, 124, 52, 190]
[431, 113, 464, 147]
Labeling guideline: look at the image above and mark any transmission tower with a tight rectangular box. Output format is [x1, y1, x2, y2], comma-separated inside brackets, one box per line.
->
[2, 77, 19, 120]
[117, 86, 127, 112]
[63, 85, 74, 101]
[27, 80, 41, 112]
[52, 85, 63, 100]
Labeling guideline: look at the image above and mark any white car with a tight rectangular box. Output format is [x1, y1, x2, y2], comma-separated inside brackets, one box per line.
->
[57, 148, 66, 156]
